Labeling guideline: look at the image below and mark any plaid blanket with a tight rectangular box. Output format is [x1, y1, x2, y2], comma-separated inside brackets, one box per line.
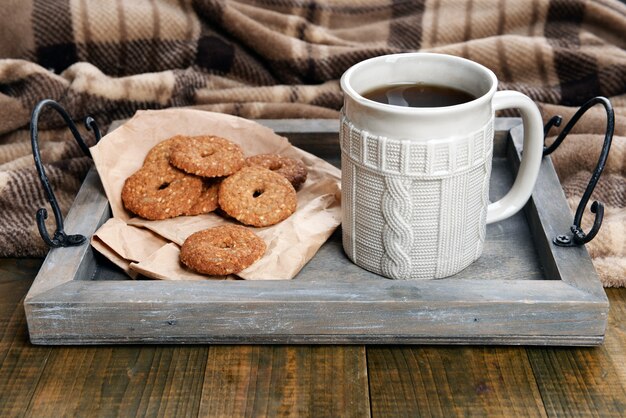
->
[0, 0, 624, 286]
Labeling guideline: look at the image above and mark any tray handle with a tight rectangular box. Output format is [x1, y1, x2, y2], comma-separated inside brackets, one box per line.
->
[30, 99, 100, 248]
[542, 96, 614, 247]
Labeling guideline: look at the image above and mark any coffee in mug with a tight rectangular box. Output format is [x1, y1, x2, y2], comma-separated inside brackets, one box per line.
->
[362, 83, 476, 108]
[340, 52, 544, 280]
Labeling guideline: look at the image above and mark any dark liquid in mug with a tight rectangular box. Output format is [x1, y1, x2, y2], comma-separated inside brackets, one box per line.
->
[362, 83, 476, 107]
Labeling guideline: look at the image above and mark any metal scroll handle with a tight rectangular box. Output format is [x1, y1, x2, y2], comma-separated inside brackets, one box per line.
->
[30, 99, 101, 247]
[543, 96, 614, 247]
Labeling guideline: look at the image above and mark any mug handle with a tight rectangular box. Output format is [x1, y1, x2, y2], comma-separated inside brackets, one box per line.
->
[487, 91, 544, 224]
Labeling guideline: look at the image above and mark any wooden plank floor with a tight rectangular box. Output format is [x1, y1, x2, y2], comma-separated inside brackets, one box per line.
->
[1, 258, 625, 417]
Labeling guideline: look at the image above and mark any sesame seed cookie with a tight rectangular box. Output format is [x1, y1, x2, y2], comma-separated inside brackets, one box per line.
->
[170, 135, 245, 178]
[180, 225, 266, 275]
[218, 166, 297, 227]
[183, 178, 222, 216]
[143, 135, 188, 166]
[121, 163, 203, 220]
[245, 153, 308, 189]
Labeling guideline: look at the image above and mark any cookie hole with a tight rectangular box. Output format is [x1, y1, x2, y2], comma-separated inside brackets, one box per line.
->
[217, 239, 234, 249]
[269, 162, 282, 171]
[252, 189, 264, 198]
[158, 182, 170, 190]
[201, 150, 215, 158]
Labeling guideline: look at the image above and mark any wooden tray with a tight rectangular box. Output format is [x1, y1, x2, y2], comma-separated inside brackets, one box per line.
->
[24, 118, 608, 346]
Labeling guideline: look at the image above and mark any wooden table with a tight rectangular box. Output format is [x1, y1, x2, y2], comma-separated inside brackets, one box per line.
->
[2, 258, 625, 416]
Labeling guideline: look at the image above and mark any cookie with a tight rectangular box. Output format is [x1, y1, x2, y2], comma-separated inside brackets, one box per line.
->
[245, 154, 308, 189]
[218, 166, 297, 227]
[170, 135, 245, 177]
[180, 225, 266, 275]
[121, 163, 203, 220]
[144, 135, 188, 166]
[183, 178, 221, 216]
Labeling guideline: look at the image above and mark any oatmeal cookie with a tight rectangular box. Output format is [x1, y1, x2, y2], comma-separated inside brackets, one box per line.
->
[170, 135, 245, 177]
[183, 178, 221, 216]
[121, 163, 203, 220]
[245, 154, 308, 189]
[218, 166, 297, 227]
[180, 225, 266, 275]
[144, 135, 188, 166]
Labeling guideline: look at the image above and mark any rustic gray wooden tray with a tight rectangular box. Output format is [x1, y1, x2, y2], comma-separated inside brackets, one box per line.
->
[24, 118, 608, 346]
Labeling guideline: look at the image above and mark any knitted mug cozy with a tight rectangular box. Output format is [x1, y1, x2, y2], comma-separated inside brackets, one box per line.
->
[340, 112, 494, 280]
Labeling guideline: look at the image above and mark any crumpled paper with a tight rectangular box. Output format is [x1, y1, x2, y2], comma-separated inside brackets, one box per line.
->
[90, 109, 341, 280]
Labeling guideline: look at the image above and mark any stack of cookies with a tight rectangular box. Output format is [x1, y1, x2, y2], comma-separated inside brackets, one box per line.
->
[121, 135, 308, 276]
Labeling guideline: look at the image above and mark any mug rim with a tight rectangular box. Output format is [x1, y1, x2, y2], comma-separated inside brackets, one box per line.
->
[340, 52, 498, 114]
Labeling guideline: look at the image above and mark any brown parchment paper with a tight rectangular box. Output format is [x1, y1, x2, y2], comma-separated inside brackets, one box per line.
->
[90, 218, 168, 278]
[90, 236, 139, 279]
[90, 109, 342, 280]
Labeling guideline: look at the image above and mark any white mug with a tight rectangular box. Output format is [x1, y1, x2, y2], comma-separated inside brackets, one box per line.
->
[340, 52, 543, 280]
